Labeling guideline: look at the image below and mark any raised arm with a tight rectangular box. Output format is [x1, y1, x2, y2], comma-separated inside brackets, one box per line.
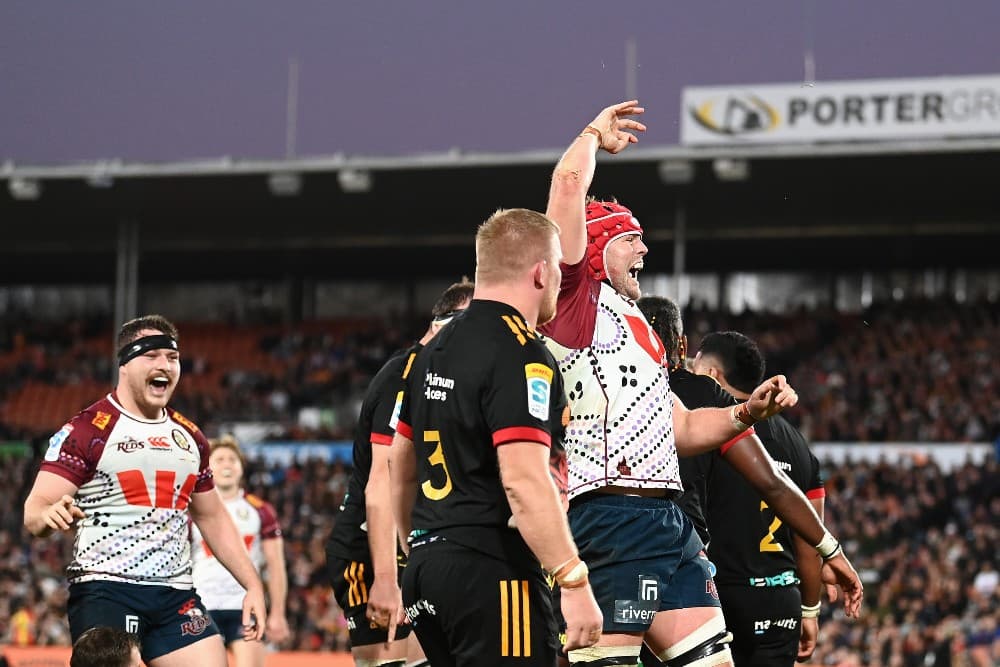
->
[546, 101, 645, 264]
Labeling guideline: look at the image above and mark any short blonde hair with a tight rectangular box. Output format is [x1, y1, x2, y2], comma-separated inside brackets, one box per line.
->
[209, 433, 246, 469]
[475, 208, 560, 285]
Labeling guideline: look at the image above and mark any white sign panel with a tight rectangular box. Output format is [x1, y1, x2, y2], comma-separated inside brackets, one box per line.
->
[681, 74, 1000, 145]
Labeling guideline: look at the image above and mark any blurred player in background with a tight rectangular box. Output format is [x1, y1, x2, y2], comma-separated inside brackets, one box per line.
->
[191, 434, 290, 667]
[539, 101, 860, 666]
[23, 314, 266, 667]
[329, 279, 474, 666]
[692, 332, 827, 665]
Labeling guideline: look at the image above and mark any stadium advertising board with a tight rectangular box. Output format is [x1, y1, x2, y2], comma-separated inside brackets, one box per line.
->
[681, 74, 1000, 145]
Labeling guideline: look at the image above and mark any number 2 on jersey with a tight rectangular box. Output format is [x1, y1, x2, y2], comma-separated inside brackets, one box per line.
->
[759, 500, 784, 552]
[421, 430, 453, 500]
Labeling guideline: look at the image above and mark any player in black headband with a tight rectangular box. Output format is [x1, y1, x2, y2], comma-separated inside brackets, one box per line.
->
[25, 313, 269, 666]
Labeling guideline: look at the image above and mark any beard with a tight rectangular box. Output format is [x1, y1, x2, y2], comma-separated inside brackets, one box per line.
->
[609, 270, 642, 301]
[538, 286, 559, 326]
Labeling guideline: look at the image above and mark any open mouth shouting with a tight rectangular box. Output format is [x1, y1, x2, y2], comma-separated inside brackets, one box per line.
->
[148, 374, 173, 398]
[628, 260, 644, 281]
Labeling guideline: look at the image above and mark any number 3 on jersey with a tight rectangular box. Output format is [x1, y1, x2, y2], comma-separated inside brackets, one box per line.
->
[421, 430, 453, 500]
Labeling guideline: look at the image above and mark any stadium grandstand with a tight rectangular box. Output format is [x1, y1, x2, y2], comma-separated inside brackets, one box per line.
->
[2, 4, 999, 664]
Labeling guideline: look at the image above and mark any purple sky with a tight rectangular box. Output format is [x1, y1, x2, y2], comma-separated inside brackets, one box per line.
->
[2, 0, 998, 165]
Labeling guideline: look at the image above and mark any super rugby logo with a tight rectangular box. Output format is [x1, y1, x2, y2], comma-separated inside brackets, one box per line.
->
[45, 424, 74, 462]
[690, 94, 780, 136]
[525, 363, 553, 420]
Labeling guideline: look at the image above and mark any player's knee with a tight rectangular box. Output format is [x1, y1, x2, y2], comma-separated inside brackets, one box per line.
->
[658, 614, 733, 667]
[568, 644, 642, 666]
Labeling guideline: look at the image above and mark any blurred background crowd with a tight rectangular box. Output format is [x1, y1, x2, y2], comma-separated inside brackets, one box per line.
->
[0, 296, 997, 664]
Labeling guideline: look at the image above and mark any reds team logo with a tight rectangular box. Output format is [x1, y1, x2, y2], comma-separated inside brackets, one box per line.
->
[177, 598, 210, 636]
[115, 438, 144, 453]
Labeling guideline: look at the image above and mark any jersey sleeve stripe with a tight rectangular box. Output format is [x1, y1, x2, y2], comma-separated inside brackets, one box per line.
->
[719, 427, 755, 455]
[38, 464, 88, 487]
[806, 487, 827, 499]
[370, 432, 394, 446]
[396, 420, 413, 440]
[492, 426, 551, 448]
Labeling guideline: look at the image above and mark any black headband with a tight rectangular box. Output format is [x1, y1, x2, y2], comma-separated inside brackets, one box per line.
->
[117, 334, 179, 366]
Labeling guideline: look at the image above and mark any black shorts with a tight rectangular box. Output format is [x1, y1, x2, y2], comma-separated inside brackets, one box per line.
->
[68, 581, 220, 664]
[327, 553, 413, 647]
[207, 609, 244, 646]
[403, 539, 559, 667]
[717, 584, 801, 667]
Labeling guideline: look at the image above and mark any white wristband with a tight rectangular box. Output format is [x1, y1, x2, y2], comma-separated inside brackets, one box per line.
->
[815, 531, 840, 560]
[801, 602, 821, 619]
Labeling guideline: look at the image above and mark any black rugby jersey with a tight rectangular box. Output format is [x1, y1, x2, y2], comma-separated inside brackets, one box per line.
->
[396, 299, 566, 558]
[668, 366, 739, 545]
[326, 344, 421, 559]
[706, 413, 825, 587]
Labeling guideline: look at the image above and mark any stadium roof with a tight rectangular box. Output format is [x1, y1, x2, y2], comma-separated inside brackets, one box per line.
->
[4, 138, 1000, 284]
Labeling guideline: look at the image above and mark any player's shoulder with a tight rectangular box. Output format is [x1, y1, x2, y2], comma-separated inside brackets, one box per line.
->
[167, 407, 202, 436]
[367, 346, 418, 398]
[243, 493, 273, 510]
[766, 413, 809, 448]
[244, 493, 279, 519]
[669, 368, 737, 409]
[64, 394, 120, 436]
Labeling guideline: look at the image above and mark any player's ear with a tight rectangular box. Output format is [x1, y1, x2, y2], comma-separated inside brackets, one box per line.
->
[532, 260, 545, 289]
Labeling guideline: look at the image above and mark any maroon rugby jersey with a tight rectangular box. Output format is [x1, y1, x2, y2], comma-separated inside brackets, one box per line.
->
[40, 392, 213, 588]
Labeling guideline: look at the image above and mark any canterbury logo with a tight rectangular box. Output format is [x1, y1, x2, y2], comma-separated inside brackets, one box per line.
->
[344, 561, 368, 608]
[500, 315, 536, 346]
[500, 579, 531, 657]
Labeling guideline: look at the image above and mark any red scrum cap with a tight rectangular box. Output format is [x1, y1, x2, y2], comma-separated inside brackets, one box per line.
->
[585, 200, 643, 281]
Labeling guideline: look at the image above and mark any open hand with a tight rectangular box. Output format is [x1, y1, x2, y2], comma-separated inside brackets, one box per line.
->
[587, 100, 646, 154]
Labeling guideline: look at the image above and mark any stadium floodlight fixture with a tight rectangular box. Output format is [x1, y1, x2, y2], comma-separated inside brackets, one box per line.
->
[8, 177, 42, 200]
[85, 172, 114, 189]
[268, 172, 302, 197]
[712, 158, 750, 182]
[337, 168, 373, 193]
[657, 159, 695, 185]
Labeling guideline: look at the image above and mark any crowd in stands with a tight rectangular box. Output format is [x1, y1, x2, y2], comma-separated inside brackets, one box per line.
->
[3, 296, 998, 444]
[0, 451, 996, 664]
[1, 295, 998, 663]
[684, 297, 1000, 443]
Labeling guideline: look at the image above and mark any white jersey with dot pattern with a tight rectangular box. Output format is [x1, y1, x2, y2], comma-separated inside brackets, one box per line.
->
[542, 283, 682, 499]
[40, 394, 213, 588]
